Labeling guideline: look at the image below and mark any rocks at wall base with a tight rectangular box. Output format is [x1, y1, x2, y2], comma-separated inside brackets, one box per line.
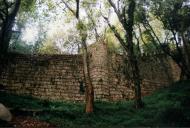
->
[0, 103, 12, 121]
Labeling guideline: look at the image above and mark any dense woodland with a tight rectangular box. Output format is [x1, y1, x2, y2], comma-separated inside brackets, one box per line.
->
[0, 0, 190, 127]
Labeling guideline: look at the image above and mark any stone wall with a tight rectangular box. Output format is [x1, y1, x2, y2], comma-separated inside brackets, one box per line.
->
[108, 53, 180, 101]
[0, 42, 181, 101]
[88, 42, 110, 101]
[0, 54, 85, 101]
[88, 41, 180, 101]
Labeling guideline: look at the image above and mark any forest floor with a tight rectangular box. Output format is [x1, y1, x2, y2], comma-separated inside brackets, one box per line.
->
[0, 116, 55, 128]
[0, 80, 190, 127]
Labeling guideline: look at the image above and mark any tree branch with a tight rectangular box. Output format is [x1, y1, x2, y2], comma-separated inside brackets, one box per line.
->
[61, 0, 76, 17]
[86, 9, 99, 41]
[107, 0, 128, 35]
[76, 0, 79, 19]
[0, 12, 5, 22]
[133, 31, 141, 55]
[108, 0, 120, 16]
[103, 15, 127, 51]
[136, 24, 150, 50]
[55, 1, 67, 12]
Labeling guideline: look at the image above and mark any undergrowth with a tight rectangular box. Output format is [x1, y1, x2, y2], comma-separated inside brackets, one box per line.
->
[0, 80, 190, 127]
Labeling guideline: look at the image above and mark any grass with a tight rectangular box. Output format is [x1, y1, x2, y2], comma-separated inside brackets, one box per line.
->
[0, 80, 190, 127]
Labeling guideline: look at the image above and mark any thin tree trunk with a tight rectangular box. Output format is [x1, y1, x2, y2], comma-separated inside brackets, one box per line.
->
[126, 0, 143, 108]
[82, 40, 94, 113]
[0, 0, 21, 78]
[126, 31, 143, 108]
[107, 0, 144, 108]
[181, 33, 190, 79]
[126, 41, 143, 108]
[75, 0, 94, 113]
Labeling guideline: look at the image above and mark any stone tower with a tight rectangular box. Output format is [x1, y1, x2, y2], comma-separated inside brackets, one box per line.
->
[88, 40, 110, 101]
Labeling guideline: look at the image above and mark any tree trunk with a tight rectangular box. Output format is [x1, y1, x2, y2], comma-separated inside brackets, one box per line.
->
[81, 39, 94, 113]
[0, 0, 21, 55]
[181, 33, 190, 79]
[75, 0, 94, 113]
[63, 0, 94, 114]
[107, 0, 144, 108]
[126, 33, 144, 108]
[125, 0, 143, 108]
[130, 55, 143, 108]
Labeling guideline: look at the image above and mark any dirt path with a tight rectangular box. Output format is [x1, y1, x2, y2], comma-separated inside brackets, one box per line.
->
[1, 116, 56, 128]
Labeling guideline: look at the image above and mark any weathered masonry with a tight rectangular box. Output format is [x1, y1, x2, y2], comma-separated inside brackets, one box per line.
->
[0, 42, 181, 101]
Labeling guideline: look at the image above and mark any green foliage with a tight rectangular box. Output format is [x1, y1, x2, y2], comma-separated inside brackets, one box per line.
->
[142, 29, 154, 43]
[150, 0, 190, 32]
[139, 28, 159, 53]
[105, 31, 122, 53]
[9, 41, 33, 54]
[0, 93, 44, 109]
[105, 24, 125, 53]
[134, 5, 146, 24]
[1, 81, 190, 127]
[17, 0, 36, 27]
[76, 21, 87, 31]
[20, 0, 36, 13]
[38, 40, 60, 54]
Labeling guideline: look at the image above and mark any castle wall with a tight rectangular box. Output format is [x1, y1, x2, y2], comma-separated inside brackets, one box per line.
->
[108, 53, 180, 101]
[0, 42, 181, 101]
[0, 54, 85, 101]
[88, 42, 110, 101]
